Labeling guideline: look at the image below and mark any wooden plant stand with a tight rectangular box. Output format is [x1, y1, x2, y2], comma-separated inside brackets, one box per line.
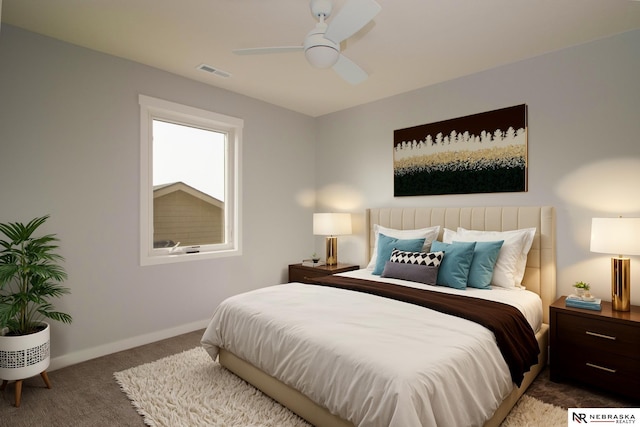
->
[1, 370, 52, 407]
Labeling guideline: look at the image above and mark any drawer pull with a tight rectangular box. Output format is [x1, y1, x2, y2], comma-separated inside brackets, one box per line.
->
[585, 331, 616, 340]
[586, 362, 617, 374]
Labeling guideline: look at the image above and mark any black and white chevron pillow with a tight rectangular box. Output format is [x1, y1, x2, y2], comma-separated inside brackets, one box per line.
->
[389, 249, 443, 267]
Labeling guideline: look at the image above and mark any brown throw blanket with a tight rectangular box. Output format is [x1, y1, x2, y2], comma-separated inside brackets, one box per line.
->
[311, 275, 539, 387]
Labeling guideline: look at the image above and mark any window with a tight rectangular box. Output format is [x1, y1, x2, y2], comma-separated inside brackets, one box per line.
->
[139, 95, 242, 265]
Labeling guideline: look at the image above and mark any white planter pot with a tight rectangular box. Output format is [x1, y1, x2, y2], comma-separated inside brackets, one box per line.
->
[0, 322, 50, 381]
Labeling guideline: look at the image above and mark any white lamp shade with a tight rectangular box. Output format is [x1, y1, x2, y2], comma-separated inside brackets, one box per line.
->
[590, 217, 640, 256]
[313, 213, 352, 236]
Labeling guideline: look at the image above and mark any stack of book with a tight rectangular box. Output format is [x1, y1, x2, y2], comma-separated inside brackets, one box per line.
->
[565, 294, 601, 311]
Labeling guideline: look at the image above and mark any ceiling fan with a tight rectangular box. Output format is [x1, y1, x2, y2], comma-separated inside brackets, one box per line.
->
[233, 0, 381, 85]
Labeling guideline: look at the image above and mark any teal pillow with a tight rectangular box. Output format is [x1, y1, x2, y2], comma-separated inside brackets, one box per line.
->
[458, 240, 504, 289]
[373, 233, 426, 275]
[430, 241, 476, 289]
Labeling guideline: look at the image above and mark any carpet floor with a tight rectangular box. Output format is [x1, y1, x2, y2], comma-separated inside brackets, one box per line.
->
[114, 346, 567, 427]
[0, 329, 636, 426]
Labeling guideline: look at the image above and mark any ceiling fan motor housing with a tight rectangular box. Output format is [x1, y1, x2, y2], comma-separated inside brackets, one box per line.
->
[310, 0, 333, 19]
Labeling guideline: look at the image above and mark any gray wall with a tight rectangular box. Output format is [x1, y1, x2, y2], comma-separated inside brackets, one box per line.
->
[0, 25, 316, 368]
[315, 29, 640, 304]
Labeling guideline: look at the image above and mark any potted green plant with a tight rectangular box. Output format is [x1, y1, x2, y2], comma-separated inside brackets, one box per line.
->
[0, 215, 72, 406]
[573, 281, 591, 297]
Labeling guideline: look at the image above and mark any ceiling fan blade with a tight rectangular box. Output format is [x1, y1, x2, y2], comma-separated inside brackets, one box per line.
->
[233, 46, 303, 55]
[324, 0, 381, 44]
[332, 54, 368, 85]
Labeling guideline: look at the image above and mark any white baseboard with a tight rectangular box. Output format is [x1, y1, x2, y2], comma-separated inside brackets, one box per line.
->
[48, 319, 210, 372]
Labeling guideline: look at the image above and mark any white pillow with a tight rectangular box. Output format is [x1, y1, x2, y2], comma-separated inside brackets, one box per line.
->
[445, 227, 536, 288]
[366, 224, 440, 270]
[442, 228, 456, 243]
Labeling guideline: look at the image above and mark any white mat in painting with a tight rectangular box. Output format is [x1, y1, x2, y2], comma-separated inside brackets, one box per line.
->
[114, 347, 567, 427]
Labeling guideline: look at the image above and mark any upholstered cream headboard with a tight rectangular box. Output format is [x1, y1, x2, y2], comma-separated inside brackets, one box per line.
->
[366, 206, 556, 324]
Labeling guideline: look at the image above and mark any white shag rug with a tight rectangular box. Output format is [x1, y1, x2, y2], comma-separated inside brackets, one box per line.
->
[114, 347, 567, 427]
[501, 395, 567, 427]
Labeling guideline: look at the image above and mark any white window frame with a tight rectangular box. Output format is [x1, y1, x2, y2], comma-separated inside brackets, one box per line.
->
[139, 95, 242, 266]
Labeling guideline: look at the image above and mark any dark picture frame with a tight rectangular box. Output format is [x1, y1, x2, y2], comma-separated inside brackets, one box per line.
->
[393, 104, 528, 196]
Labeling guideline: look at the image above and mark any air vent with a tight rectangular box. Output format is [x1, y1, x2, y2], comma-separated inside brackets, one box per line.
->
[197, 64, 231, 78]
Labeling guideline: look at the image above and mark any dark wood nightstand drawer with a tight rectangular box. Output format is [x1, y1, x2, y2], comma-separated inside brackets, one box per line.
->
[288, 263, 359, 284]
[289, 268, 328, 283]
[555, 342, 640, 377]
[554, 342, 640, 399]
[555, 312, 640, 360]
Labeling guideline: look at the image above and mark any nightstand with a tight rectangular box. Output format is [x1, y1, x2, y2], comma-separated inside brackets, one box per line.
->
[288, 263, 359, 284]
[549, 296, 640, 401]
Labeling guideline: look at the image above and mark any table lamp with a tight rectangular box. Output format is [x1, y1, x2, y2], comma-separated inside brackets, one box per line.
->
[590, 217, 640, 311]
[313, 213, 352, 266]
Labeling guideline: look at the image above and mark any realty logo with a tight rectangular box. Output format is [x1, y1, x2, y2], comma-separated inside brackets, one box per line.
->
[569, 408, 639, 426]
[572, 411, 587, 423]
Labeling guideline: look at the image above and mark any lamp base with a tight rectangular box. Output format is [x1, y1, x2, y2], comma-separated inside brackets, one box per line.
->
[325, 236, 338, 266]
[611, 257, 631, 312]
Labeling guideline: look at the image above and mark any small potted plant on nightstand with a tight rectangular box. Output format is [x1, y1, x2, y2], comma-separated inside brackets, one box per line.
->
[573, 281, 591, 298]
[0, 215, 73, 407]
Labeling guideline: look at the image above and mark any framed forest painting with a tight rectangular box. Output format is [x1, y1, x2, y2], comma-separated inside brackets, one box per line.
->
[393, 104, 527, 196]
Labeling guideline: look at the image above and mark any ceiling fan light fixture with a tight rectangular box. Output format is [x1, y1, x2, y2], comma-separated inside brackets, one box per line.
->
[233, 0, 381, 81]
[305, 45, 339, 68]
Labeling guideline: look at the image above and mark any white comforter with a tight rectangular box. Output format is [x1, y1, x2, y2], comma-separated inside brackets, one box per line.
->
[201, 271, 542, 427]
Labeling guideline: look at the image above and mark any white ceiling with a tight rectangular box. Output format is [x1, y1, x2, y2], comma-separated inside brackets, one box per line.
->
[2, 0, 640, 117]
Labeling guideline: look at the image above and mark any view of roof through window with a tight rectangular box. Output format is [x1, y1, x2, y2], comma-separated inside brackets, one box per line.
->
[152, 119, 225, 202]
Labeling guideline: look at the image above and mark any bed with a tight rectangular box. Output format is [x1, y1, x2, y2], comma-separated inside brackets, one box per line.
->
[202, 206, 556, 427]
